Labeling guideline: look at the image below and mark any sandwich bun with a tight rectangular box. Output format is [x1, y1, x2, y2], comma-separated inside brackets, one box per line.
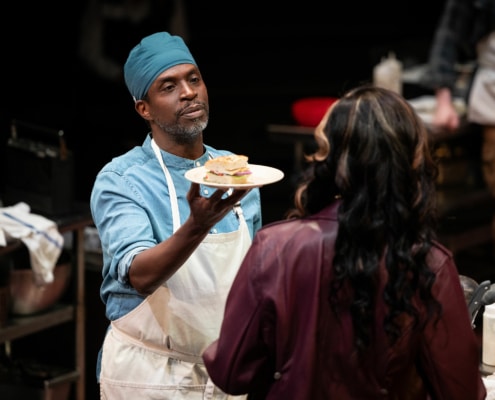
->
[204, 154, 252, 185]
[204, 154, 248, 174]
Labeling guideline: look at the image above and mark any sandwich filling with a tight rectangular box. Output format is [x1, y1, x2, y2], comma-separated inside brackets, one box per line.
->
[204, 155, 252, 184]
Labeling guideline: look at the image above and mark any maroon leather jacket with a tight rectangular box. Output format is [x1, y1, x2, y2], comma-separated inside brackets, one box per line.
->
[203, 201, 486, 399]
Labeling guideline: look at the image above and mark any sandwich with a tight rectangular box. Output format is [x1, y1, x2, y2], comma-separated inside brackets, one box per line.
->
[203, 154, 252, 185]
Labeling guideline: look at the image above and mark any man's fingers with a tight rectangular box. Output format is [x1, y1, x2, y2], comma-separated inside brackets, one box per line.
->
[225, 189, 252, 205]
[188, 184, 250, 210]
[186, 182, 201, 202]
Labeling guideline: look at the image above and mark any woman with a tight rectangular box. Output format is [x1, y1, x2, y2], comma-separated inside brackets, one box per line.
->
[202, 85, 486, 399]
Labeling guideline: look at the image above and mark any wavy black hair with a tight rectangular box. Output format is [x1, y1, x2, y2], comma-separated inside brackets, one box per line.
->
[287, 85, 441, 353]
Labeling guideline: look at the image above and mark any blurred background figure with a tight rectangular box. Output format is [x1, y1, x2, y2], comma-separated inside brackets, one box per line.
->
[421, 0, 495, 196]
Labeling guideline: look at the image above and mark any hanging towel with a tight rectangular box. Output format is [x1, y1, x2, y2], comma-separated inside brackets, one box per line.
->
[0, 202, 64, 285]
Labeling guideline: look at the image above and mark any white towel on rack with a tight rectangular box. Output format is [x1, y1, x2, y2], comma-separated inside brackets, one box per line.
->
[0, 202, 64, 284]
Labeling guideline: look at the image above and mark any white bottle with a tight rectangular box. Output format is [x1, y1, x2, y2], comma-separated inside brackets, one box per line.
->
[373, 52, 403, 95]
[483, 303, 495, 366]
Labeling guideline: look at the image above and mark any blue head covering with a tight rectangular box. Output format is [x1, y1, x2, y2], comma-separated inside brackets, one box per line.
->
[124, 32, 197, 102]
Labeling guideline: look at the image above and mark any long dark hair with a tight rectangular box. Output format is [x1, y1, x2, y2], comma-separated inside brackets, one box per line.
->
[287, 85, 441, 353]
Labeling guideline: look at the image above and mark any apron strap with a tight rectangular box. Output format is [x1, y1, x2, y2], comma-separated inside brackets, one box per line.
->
[151, 138, 180, 232]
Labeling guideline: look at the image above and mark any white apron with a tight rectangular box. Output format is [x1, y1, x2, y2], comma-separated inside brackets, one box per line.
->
[99, 140, 251, 399]
[468, 31, 495, 126]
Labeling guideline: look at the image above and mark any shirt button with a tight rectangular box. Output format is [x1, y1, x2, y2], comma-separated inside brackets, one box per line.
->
[195, 161, 201, 167]
[211, 228, 217, 234]
[273, 372, 282, 380]
[203, 189, 209, 195]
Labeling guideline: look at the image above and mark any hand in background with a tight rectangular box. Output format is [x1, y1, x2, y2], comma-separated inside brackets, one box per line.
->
[433, 87, 461, 132]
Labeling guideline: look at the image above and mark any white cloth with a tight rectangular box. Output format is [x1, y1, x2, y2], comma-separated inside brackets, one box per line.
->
[483, 373, 495, 400]
[468, 31, 495, 125]
[0, 202, 64, 284]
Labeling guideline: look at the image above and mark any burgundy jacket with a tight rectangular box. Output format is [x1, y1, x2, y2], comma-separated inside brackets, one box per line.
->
[203, 201, 486, 399]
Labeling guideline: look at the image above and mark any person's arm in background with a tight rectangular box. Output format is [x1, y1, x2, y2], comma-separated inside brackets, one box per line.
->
[421, 0, 476, 132]
[434, 86, 461, 131]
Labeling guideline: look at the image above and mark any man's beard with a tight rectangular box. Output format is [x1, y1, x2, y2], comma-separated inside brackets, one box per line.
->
[156, 116, 208, 145]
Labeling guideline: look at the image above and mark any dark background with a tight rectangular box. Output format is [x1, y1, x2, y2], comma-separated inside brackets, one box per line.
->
[4, 3, 495, 398]
[1, 0, 445, 213]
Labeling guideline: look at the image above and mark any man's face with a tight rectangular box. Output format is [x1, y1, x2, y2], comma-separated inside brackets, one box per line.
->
[143, 64, 209, 144]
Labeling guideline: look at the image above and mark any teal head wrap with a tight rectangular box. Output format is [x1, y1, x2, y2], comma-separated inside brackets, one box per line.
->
[124, 32, 197, 102]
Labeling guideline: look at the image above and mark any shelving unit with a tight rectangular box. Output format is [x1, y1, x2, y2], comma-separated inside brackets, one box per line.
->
[0, 208, 92, 400]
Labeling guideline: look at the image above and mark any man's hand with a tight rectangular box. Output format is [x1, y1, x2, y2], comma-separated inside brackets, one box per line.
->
[187, 183, 251, 230]
[129, 183, 251, 294]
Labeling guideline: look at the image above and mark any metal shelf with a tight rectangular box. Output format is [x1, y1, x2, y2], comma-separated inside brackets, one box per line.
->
[0, 304, 74, 343]
[0, 208, 92, 400]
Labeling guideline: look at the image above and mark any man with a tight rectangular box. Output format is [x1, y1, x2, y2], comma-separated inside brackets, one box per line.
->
[90, 31, 262, 399]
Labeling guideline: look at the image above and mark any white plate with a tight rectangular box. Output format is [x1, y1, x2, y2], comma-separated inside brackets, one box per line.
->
[185, 164, 284, 189]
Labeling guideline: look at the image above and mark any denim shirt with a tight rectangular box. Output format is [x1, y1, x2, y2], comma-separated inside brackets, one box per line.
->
[90, 134, 262, 321]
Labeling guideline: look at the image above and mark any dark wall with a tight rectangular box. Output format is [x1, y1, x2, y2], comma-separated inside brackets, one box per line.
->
[1, 0, 446, 204]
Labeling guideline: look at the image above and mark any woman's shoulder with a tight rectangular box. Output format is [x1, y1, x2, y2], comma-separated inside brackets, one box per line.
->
[426, 240, 455, 271]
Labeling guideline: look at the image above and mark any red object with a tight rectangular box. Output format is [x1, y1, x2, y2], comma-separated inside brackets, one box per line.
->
[291, 97, 339, 127]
